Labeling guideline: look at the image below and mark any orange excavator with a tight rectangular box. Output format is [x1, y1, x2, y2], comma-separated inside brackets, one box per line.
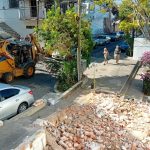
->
[0, 33, 43, 83]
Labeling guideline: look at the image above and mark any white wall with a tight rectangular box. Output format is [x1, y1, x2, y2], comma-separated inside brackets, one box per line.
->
[0, 0, 46, 37]
[3, 9, 33, 36]
[91, 5, 109, 35]
[0, 0, 9, 9]
[79, 2, 109, 35]
[133, 38, 150, 60]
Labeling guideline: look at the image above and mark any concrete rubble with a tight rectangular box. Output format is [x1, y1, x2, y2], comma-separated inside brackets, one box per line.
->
[33, 99, 46, 107]
[44, 93, 150, 150]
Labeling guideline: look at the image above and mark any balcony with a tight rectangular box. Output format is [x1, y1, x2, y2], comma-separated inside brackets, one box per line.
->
[18, 6, 46, 20]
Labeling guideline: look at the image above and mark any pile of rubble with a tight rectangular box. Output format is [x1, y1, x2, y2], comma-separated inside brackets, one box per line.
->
[45, 93, 150, 150]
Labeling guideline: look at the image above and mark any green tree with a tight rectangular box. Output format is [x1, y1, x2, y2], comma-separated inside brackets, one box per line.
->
[39, 7, 93, 91]
[39, 7, 93, 60]
[119, 0, 150, 39]
[95, 0, 150, 39]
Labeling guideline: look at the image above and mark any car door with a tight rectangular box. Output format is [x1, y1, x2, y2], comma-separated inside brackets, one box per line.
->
[0, 88, 20, 120]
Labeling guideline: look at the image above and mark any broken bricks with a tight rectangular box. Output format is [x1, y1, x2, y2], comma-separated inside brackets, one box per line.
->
[45, 93, 150, 150]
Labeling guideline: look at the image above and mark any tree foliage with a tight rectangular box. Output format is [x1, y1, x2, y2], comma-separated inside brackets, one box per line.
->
[94, 0, 150, 39]
[119, 0, 150, 39]
[39, 6, 93, 91]
[39, 7, 93, 58]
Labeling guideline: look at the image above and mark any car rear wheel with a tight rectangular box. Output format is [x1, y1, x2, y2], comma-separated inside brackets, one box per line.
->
[17, 102, 28, 114]
[2, 72, 14, 83]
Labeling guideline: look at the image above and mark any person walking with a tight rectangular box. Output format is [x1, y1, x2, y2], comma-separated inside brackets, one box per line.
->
[103, 47, 109, 65]
[114, 45, 121, 64]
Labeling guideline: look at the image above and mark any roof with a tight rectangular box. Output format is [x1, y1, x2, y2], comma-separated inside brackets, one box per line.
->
[0, 83, 12, 89]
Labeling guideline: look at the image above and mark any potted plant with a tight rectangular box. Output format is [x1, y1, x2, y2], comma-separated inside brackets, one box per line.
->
[141, 51, 150, 95]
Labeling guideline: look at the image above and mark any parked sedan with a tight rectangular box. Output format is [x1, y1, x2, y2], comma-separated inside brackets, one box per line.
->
[97, 35, 111, 44]
[93, 38, 106, 46]
[116, 31, 125, 39]
[103, 33, 119, 42]
[0, 83, 35, 120]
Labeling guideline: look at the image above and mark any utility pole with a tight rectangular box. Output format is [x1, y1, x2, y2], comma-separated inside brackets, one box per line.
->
[77, 0, 81, 81]
[36, 0, 40, 38]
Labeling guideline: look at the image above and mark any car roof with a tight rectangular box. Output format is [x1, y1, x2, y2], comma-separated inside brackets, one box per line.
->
[0, 83, 12, 90]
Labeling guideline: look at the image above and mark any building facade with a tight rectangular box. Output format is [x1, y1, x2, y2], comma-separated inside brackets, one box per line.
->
[0, 0, 46, 37]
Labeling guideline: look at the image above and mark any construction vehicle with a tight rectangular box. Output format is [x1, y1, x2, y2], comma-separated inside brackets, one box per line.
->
[0, 33, 42, 83]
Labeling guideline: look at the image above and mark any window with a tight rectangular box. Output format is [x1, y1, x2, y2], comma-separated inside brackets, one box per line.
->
[9, 0, 19, 8]
[0, 89, 20, 101]
[26, 26, 35, 29]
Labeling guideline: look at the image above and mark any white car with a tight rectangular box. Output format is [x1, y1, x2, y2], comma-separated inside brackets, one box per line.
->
[0, 83, 35, 120]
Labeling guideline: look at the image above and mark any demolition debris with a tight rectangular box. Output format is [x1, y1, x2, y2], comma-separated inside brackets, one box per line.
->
[44, 93, 150, 150]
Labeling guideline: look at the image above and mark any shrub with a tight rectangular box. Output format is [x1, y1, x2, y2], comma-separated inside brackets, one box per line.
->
[140, 72, 150, 81]
[141, 51, 150, 66]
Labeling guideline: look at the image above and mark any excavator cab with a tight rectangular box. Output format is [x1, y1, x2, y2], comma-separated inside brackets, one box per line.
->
[6, 41, 33, 67]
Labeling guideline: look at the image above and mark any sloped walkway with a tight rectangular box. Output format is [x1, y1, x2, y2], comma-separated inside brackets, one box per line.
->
[83, 56, 136, 93]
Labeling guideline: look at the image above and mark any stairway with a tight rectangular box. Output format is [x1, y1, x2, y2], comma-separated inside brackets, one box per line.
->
[0, 22, 20, 39]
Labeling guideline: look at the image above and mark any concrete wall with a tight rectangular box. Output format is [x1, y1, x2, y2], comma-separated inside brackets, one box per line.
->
[2, 9, 33, 36]
[133, 38, 150, 60]
[91, 5, 109, 35]
[15, 129, 47, 150]
[0, 0, 45, 37]
[0, 0, 9, 9]
[75, 2, 109, 35]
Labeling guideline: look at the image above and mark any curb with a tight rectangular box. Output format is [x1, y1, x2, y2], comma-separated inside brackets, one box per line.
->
[9, 103, 46, 121]
[9, 79, 84, 121]
[57, 80, 83, 100]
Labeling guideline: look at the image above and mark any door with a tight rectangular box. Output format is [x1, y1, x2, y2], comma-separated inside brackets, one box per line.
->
[0, 88, 20, 120]
[30, 0, 37, 17]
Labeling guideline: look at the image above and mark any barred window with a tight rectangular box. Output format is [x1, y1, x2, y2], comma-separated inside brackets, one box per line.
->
[9, 0, 19, 8]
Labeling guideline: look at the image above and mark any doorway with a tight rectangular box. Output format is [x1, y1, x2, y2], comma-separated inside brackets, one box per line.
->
[30, 0, 37, 17]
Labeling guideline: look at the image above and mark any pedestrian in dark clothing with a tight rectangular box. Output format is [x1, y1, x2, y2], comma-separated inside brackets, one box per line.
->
[114, 45, 121, 64]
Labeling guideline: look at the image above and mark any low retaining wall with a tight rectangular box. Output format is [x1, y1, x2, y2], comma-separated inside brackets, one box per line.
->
[14, 107, 70, 150]
[15, 129, 47, 150]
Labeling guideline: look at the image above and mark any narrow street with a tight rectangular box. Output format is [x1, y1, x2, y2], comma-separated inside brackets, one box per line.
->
[91, 39, 124, 59]
[10, 61, 57, 100]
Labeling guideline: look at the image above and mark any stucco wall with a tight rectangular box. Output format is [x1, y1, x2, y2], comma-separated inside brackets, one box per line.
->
[0, 0, 45, 37]
[133, 38, 150, 60]
[91, 5, 109, 35]
[0, 0, 9, 9]
[15, 129, 47, 150]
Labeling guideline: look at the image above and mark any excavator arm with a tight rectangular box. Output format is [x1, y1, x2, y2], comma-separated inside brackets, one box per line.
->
[24, 33, 44, 62]
[29, 33, 43, 53]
